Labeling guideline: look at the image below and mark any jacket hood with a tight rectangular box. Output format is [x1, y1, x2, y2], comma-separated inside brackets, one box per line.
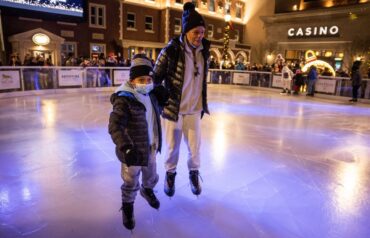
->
[110, 81, 138, 104]
[115, 81, 136, 94]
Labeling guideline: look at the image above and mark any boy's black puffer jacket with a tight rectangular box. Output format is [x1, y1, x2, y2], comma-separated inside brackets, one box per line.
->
[108, 91, 162, 166]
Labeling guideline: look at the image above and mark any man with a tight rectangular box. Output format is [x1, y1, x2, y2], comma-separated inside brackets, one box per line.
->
[153, 2, 210, 197]
[306, 65, 318, 97]
[349, 61, 362, 102]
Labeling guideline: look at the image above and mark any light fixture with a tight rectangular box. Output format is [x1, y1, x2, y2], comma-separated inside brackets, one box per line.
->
[32, 33, 50, 46]
[224, 1, 231, 22]
[325, 51, 333, 57]
[225, 14, 231, 22]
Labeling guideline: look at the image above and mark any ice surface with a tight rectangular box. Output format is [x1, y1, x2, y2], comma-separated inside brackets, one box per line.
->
[0, 85, 369, 238]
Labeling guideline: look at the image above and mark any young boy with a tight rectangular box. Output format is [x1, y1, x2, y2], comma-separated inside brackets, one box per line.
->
[109, 54, 162, 230]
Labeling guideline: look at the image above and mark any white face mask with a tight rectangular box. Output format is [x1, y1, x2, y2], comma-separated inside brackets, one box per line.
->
[135, 83, 153, 95]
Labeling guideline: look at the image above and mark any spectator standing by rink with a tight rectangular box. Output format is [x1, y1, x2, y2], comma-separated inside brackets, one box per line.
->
[153, 2, 210, 197]
[349, 61, 362, 102]
[9, 53, 21, 66]
[306, 65, 318, 97]
[108, 54, 164, 230]
[292, 69, 304, 95]
[281, 64, 294, 94]
[275, 54, 285, 72]
[235, 58, 246, 70]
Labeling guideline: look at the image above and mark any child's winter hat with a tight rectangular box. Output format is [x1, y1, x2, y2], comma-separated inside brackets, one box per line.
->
[182, 2, 205, 34]
[129, 54, 153, 80]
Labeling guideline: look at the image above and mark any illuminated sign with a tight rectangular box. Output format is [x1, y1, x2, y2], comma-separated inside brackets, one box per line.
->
[0, 0, 84, 17]
[288, 26, 339, 38]
[302, 49, 336, 76]
[32, 33, 50, 46]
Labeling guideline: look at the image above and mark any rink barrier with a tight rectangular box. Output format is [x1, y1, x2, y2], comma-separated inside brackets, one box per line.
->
[0, 66, 130, 92]
[208, 69, 370, 100]
[0, 66, 369, 101]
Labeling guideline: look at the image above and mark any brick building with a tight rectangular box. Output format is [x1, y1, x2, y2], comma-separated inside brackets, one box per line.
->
[0, 0, 251, 66]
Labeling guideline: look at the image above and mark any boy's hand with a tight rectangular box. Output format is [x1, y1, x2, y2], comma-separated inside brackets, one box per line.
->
[120, 145, 138, 167]
[151, 85, 169, 107]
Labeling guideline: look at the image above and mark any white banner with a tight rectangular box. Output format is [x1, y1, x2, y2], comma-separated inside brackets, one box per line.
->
[315, 79, 336, 94]
[59, 70, 83, 86]
[233, 73, 250, 85]
[0, 70, 21, 90]
[272, 74, 284, 88]
[113, 70, 130, 85]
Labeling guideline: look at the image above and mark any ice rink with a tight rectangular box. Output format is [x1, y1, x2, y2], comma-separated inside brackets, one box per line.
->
[1, 85, 369, 238]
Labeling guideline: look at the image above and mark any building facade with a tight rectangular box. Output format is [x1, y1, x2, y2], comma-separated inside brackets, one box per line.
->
[1, 0, 121, 65]
[261, 0, 370, 74]
[0, 0, 252, 66]
[120, 0, 251, 66]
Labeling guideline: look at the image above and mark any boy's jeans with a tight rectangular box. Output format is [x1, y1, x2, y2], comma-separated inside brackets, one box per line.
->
[121, 149, 158, 203]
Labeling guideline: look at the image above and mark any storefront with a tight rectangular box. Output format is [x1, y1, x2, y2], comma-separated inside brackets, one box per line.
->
[8, 28, 65, 66]
[261, 3, 370, 75]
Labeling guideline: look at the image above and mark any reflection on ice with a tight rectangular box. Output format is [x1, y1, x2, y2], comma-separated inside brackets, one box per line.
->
[0, 189, 10, 211]
[331, 145, 369, 216]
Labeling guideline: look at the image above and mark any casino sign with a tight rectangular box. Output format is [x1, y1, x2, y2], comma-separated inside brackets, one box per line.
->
[288, 26, 339, 38]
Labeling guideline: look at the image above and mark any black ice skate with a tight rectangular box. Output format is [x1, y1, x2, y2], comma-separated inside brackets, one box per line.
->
[189, 170, 202, 195]
[120, 202, 135, 230]
[164, 171, 176, 197]
[140, 186, 160, 209]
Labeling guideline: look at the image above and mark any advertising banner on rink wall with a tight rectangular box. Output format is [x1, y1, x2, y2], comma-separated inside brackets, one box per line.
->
[0, 70, 21, 90]
[272, 74, 284, 88]
[58, 70, 83, 86]
[113, 70, 130, 86]
[315, 79, 336, 94]
[233, 73, 250, 85]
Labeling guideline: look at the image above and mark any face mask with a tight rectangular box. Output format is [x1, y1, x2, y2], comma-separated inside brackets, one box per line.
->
[135, 83, 153, 95]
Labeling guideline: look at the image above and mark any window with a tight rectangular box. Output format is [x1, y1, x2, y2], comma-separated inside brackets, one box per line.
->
[62, 42, 76, 56]
[61, 42, 77, 65]
[89, 3, 106, 28]
[209, 0, 215, 11]
[175, 0, 183, 3]
[145, 16, 153, 31]
[90, 43, 106, 56]
[127, 12, 136, 29]
[174, 18, 181, 34]
[236, 3, 242, 18]
[128, 47, 135, 59]
[192, 0, 198, 8]
[235, 29, 240, 41]
[207, 24, 214, 38]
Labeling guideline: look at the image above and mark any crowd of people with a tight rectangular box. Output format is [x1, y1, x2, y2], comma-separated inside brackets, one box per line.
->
[63, 53, 136, 68]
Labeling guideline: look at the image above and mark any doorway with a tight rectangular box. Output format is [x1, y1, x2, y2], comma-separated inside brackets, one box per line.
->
[30, 50, 54, 65]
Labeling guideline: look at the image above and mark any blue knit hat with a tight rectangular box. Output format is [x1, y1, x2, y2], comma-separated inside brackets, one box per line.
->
[129, 54, 153, 80]
[182, 2, 205, 33]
